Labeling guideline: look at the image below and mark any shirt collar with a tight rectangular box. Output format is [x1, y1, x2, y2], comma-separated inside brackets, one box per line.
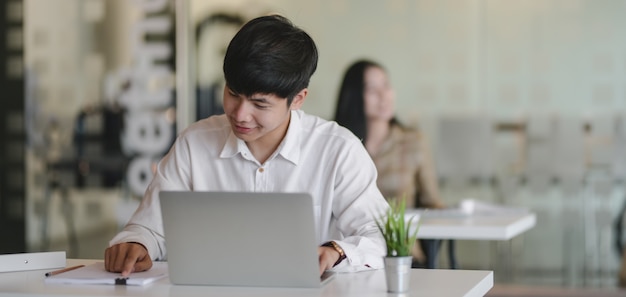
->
[279, 110, 301, 165]
[219, 110, 302, 165]
[219, 127, 245, 159]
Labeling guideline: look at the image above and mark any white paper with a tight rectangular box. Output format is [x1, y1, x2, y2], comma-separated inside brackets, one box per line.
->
[44, 261, 168, 286]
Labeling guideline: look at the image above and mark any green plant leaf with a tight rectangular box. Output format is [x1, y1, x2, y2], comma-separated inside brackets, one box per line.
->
[375, 196, 421, 257]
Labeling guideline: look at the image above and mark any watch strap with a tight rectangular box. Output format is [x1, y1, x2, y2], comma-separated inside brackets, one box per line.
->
[322, 241, 346, 267]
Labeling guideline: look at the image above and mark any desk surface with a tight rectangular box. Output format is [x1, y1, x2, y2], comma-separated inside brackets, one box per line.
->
[413, 211, 537, 240]
[0, 259, 493, 297]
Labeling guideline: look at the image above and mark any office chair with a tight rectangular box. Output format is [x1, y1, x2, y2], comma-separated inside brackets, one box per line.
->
[42, 104, 128, 257]
[73, 104, 128, 188]
[428, 114, 495, 270]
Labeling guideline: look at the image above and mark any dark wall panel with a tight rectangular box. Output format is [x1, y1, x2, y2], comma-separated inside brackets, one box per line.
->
[0, 0, 26, 254]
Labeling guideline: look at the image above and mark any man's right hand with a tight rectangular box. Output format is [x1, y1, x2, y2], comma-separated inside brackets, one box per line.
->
[104, 242, 153, 277]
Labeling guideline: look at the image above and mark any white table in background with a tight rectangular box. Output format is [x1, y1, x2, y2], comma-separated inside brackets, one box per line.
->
[415, 212, 536, 240]
[408, 201, 537, 269]
[0, 259, 494, 297]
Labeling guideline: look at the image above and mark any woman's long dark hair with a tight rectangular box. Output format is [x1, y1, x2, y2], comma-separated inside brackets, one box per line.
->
[333, 60, 400, 144]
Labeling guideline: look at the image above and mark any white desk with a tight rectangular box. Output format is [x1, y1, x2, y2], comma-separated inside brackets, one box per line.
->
[415, 212, 537, 240]
[407, 204, 536, 269]
[0, 259, 494, 297]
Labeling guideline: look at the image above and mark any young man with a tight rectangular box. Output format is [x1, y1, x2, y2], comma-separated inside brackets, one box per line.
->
[104, 15, 388, 277]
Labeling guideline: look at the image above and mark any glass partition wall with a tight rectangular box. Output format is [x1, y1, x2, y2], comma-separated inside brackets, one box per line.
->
[20, 0, 176, 258]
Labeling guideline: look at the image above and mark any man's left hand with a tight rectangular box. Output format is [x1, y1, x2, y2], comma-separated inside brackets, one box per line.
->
[318, 246, 340, 276]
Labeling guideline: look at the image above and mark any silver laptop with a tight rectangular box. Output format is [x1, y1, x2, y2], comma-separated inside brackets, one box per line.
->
[159, 191, 336, 288]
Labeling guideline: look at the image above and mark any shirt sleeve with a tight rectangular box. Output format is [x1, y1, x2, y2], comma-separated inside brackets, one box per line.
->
[109, 135, 193, 260]
[326, 139, 390, 272]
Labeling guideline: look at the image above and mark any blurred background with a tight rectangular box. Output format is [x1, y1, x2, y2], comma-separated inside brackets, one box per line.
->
[1, 0, 626, 295]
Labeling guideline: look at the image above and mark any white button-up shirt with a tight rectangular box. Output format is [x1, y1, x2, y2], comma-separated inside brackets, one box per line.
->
[110, 110, 389, 272]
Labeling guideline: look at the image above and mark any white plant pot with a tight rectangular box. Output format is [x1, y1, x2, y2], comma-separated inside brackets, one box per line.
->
[384, 256, 412, 293]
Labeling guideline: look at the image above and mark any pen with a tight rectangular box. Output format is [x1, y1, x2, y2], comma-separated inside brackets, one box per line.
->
[45, 264, 85, 277]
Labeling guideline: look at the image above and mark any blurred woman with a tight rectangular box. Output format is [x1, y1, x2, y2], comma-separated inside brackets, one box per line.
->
[334, 60, 445, 264]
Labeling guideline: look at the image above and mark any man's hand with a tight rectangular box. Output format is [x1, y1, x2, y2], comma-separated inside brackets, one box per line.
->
[104, 242, 153, 277]
[318, 246, 340, 276]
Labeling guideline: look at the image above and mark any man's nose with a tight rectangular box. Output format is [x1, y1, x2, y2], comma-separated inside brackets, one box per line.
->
[233, 100, 252, 122]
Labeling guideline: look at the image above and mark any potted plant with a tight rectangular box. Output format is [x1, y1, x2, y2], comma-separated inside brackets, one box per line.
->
[375, 198, 420, 293]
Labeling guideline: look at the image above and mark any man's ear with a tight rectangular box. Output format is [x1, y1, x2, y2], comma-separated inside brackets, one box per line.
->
[289, 88, 308, 110]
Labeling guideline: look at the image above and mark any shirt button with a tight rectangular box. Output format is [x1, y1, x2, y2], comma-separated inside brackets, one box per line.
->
[258, 167, 264, 173]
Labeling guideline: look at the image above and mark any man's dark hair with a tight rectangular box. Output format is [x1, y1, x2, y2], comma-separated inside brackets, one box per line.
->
[223, 14, 318, 105]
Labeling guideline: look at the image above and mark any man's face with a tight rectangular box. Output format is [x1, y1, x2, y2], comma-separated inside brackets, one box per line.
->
[223, 86, 305, 148]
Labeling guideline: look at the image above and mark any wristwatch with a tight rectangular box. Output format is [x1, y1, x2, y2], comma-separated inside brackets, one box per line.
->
[322, 241, 346, 267]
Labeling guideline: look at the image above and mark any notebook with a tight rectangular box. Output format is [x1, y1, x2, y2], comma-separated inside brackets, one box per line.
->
[44, 262, 168, 286]
[159, 191, 336, 288]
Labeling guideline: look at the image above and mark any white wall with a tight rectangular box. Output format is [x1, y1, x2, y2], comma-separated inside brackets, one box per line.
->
[191, 0, 626, 124]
